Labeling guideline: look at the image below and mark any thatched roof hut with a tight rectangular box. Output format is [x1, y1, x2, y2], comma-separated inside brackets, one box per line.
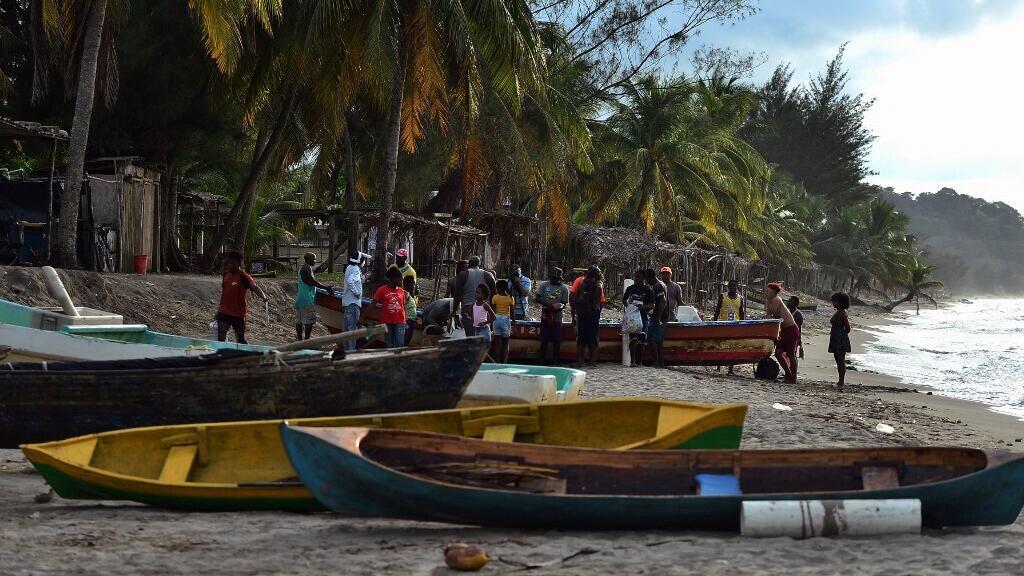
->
[558, 225, 765, 309]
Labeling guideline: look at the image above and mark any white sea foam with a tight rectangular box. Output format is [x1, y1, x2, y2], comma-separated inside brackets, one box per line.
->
[853, 299, 1024, 421]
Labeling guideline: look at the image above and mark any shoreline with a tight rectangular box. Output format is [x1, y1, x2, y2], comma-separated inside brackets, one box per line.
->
[799, 306, 1024, 449]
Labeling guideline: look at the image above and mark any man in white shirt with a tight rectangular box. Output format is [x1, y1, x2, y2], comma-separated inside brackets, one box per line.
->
[342, 250, 369, 350]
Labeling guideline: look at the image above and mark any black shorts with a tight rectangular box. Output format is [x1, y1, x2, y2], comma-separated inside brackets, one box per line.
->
[215, 312, 246, 335]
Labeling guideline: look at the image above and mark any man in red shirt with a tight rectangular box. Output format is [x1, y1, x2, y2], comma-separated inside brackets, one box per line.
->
[216, 250, 269, 344]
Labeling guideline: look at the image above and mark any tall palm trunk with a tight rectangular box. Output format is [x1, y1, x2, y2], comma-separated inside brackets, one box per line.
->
[54, 0, 108, 268]
[343, 115, 358, 252]
[201, 91, 296, 269]
[373, 41, 409, 277]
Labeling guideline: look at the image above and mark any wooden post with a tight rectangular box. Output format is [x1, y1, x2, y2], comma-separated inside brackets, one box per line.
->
[45, 138, 57, 262]
[327, 212, 335, 273]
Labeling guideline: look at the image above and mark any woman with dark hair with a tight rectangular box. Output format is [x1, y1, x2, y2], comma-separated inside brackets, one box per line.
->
[829, 292, 853, 389]
[573, 267, 604, 367]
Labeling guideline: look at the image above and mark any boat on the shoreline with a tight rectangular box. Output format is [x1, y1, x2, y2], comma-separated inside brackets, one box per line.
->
[0, 337, 485, 447]
[0, 323, 207, 362]
[467, 364, 585, 404]
[504, 319, 781, 365]
[282, 426, 1024, 530]
[315, 292, 781, 365]
[21, 398, 748, 511]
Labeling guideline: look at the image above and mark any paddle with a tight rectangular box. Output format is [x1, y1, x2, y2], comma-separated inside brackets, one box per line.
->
[271, 325, 387, 353]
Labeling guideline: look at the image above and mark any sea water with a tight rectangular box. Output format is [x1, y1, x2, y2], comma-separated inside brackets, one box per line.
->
[854, 299, 1024, 420]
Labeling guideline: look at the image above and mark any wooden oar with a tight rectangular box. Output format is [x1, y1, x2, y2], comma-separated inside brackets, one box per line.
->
[271, 325, 387, 353]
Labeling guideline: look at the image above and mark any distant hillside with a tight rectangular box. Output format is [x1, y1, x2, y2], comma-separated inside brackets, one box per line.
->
[881, 188, 1024, 295]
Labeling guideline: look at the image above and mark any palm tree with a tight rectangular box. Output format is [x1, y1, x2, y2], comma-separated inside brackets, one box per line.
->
[885, 257, 944, 314]
[35, 0, 280, 268]
[587, 75, 770, 245]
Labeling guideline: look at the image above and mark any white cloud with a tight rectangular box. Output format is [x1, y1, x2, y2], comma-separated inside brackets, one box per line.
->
[842, 8, 1024, 211]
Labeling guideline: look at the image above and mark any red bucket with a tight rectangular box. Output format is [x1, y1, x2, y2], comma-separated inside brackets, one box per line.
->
[133, 254, 149, 274]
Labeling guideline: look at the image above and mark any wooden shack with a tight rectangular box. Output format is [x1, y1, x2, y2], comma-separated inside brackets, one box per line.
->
[86, 157, 162, 273]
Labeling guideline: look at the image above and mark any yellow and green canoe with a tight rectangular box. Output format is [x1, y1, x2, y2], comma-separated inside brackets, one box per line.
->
[22, 398, 747, 512]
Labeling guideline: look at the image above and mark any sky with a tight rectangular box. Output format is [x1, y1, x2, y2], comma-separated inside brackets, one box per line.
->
[685, 0, 1024, 212]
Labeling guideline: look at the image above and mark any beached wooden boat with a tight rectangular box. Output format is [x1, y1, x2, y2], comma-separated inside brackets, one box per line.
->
[282, 427, 1024, 530]
[21, 398, 747, 511]
[466, 364, 586, 404]
[0, 323, 205, 362]
[505, 319, 781, 365]
[0, 337, 485, 447]
[315, 292, 781, 365]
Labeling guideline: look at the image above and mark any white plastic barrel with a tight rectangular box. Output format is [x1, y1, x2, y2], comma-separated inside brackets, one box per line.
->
[741, 499, 921, 538]
[42, 266, 79, 317]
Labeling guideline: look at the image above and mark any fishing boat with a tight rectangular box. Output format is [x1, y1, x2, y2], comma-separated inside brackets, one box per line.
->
[282, 427, 1024, 530]
[466, 364, 585, 404]
[505, 319, 781, 365]
[315, 292, 782, 365]
[0, 337, 485, 447]
[0, 323, 206, 362]
[21, 398, 747, 511]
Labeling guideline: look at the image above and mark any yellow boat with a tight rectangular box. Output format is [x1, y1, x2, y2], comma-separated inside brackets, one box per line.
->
[22, 398, 747, 511]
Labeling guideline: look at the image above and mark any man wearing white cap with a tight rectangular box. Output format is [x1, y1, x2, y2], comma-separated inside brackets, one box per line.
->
[388, 248, 417, 281]
[342, 250, 369, 351]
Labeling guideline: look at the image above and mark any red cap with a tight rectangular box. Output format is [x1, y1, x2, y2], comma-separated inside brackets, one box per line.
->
[396, 248, 409, 257]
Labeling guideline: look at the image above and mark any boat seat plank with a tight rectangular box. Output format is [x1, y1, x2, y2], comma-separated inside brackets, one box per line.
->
[159, 444, 198, 483]
[483, 424, 518, 442]
[861, 466, 900, 490]
[462, 415, 540, 437]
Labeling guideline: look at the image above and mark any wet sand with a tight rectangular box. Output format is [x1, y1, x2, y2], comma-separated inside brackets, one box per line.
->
[2, 311, 1023, 574]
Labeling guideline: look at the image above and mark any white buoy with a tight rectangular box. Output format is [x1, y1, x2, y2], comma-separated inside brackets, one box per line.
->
[41, 266, 79, 317]
[741, 499, 921, 538]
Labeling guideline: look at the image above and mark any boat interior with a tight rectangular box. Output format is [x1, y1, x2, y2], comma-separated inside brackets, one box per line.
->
[355, 429, 994, 496]
[29, 400, 732, 485]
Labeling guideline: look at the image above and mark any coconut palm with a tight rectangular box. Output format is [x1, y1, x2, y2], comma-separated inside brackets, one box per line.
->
[34, 0, 281, 268]
[885, 257, 944, 314]
[587, 75, 770, 245]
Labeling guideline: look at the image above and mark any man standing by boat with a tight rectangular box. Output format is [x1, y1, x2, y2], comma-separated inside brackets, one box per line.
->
[660, 267, 682, 322]
[645, 268, 668, 368]
[216, 250, 269, 345]
[766, 282, 800, 383]
[453, 255, 495, 337]
[714, 280, 745, 322]
[509, 263, 532, 321]
[534, 267, 570, 364]
[388, 248, 416, 281]
[786, 295, 805, 359]
[295, 252, 333, 341]
[342, 250, 367, 351]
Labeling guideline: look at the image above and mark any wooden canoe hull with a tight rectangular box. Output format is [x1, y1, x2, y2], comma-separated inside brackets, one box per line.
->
[282, 427, 1024, 530]
[316, 292, 781, 365]
[505, 320, 781, 365]
[0, 324, 204, 362]
[0, 338, 485, 447]
[21, 398, 747, 511]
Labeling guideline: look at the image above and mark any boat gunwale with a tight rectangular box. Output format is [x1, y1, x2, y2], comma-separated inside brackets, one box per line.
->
[292, 425, 1018, 502]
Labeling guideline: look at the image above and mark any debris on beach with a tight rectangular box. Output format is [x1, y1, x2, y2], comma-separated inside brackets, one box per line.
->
[772, 403, 792, 411]
[444, 543, 489, 571]
[875, 423, 895, 434]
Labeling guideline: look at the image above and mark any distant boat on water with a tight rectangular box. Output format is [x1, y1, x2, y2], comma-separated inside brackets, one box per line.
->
[959, 298, 973, 304]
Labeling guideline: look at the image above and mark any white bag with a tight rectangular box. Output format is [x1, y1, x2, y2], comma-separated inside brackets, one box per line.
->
[622, 303, 644, 334]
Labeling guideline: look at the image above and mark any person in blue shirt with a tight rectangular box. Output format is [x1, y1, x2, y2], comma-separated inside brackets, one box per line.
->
[509, 263, 533, 321]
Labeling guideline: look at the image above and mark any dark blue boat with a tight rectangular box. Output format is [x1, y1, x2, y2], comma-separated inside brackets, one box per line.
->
[282, 426, 1024, 531]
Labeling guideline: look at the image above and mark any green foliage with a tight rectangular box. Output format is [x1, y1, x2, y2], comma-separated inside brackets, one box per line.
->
[883, 187, 1024, 294]
[744, 45, 876, 207]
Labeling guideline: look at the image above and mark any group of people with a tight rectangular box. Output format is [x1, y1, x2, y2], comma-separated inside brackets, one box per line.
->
[214, 249, 854, 388]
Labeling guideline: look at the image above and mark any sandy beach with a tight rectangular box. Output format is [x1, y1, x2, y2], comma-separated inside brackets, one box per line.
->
[1, 272, 1022, 574]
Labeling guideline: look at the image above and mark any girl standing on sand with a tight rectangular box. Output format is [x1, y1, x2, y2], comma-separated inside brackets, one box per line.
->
[829, 292, 852, 389]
